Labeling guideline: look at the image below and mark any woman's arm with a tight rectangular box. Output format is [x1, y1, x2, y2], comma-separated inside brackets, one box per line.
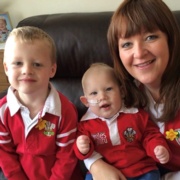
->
[90, 159, 127, 180]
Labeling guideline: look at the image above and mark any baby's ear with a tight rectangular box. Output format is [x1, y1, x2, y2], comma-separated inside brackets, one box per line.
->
[80, 96, 89, 107]
[120, 86, 125, 99]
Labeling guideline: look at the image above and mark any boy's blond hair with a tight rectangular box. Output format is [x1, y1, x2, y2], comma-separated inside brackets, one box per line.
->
[4, 26, 56, 63]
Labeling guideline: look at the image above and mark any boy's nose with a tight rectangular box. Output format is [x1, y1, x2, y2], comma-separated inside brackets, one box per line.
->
[22, 65, 33, 75]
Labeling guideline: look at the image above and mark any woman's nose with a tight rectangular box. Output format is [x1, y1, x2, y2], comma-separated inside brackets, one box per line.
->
[133, 43, 147, 59]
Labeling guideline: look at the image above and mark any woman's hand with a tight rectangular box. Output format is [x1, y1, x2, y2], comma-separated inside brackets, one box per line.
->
[90, 159, 127, 180]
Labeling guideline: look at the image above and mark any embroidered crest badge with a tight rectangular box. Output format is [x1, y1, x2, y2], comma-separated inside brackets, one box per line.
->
[124, 127, 136, 142]
[36, 119, 55, 137]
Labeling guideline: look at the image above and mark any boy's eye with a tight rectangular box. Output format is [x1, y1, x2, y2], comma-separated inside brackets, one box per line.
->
[13, 61, 23, 66]
[33, 62, 42, 67]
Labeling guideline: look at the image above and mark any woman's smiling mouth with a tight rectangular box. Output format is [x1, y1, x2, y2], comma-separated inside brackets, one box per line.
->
[135, 59, 155, 68]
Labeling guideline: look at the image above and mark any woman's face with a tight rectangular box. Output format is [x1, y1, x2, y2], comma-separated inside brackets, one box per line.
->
[118, 30, 169, 90]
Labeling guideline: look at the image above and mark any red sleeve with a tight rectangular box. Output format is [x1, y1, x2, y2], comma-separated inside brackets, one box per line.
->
[49, 93, 79, 180]
[0, 118, 28, 180]
[140, 110, 172, 162]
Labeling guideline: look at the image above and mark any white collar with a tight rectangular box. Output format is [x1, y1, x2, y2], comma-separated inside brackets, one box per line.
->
[7, 83, 61, 117]
[81, 106, 138, 122]
[145, 88, 164, 118]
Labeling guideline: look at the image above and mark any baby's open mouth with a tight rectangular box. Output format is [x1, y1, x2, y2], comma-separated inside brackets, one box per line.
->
[100, 104, 110, 108]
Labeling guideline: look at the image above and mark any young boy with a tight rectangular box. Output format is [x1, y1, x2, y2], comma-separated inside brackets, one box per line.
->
[0, 26, 80, 180]
[74, 63, 171, 180]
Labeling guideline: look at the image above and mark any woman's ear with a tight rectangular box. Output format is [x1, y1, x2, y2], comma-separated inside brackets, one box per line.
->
[80, 96, 89, 107]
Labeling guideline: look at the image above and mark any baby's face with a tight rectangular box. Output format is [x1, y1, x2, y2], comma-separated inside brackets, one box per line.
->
[84, 69, 122, 119]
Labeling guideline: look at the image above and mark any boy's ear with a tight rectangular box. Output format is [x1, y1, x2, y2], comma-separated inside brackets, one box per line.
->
[80, 96, 89, 107]
[50, 63, 57, 78]
[3, 62, 8, 76]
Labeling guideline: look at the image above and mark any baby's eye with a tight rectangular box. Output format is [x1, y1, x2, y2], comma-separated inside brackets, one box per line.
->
[106, 87, 113, 91]
[90, 91, 97, 96]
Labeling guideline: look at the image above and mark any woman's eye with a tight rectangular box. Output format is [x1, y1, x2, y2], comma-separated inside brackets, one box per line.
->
[121, 42, 132, 48]
[146, 35, 158, 41]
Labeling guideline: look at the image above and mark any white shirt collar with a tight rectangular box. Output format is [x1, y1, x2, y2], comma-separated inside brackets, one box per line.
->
[145, 87, 164, 119]
[144, 87, 165, 133]
[81, 106, 138, 122]
[7, 84, 61, 117]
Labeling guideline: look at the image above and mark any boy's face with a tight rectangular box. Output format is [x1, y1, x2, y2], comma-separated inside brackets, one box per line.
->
[83, 69, 122, 119]
[3, 37, 56, 96]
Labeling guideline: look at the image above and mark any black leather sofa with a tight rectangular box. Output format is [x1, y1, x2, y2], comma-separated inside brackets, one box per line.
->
[1, 10, 180, 177]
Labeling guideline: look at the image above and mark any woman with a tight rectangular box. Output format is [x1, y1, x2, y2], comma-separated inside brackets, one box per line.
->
[85, 0, 180, 179]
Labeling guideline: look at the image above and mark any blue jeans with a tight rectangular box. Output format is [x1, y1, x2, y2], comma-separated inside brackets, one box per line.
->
[85, 170, 160, 180]
[85, 172, 93, 180]
[127, 170, 160, 180]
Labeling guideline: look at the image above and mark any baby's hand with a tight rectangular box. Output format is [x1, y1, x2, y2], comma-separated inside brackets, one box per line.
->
[154, 145, 170, 164]
[76, 135, 90, 155]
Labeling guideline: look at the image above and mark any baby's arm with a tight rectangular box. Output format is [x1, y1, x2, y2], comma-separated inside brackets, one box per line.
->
[76, 135, 90, 155]
[154, 145, 170, 164]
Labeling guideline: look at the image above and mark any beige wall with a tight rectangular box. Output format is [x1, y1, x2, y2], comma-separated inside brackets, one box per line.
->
[0, 0, 180, 28]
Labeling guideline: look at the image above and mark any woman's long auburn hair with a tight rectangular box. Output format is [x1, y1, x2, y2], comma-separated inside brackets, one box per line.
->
[107, 0, 180, 122]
